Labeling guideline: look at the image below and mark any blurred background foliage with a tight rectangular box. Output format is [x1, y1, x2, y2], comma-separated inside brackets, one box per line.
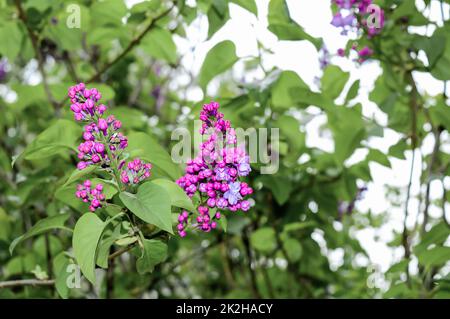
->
[0, 0, 449, 298]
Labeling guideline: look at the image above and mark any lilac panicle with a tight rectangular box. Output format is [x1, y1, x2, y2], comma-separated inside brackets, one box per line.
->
[329, 0, 385, 63]
[176, 101, 253, 237]
[68, 83, 152, 212]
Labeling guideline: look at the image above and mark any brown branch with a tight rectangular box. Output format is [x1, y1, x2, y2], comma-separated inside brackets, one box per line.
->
[402, 149, 415, 263]
[14, 0, 59, 112]
[0, 279, 55, 289]
[108, 242, 137, 261]
[54, 3, 175, 110]
[422, 124, 441, 234]
[87, 4, 174, 83]
[242, 229, 261, 298]
[442, 179, 449, 228]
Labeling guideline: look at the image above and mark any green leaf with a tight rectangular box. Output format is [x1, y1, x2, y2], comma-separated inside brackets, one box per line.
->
[198, 40, 238, 90]
[142, 27, 177, 64]
[345, 80, 360, 104]
[127, 131, 181, 180]
[207, 0, 229, 38]
[271, 71, 308, 109]
[367, 149, 391, 168]
[250, 227, 276, 252]
[388, 139, 407, 160]
[218, 214, 227, 232]
[151, 179, 195, 212]
[414, 222, 450, 255]
[417, 246, 450, 269]
[13, 119, 81, 166]
[282, 238, 302, 262]
[89, 83, 115, 101]
[0, 22, 23, 60]
[289, 87, 335, 110]
[258, 175, 292, 205]
[9, 214, 71, 254]
[120, 182, 173, 234]
[136, 239, 168, 274]
[72, 213, 106, 284]
[321, 65, 350, 100]
[267, 0, 320, 48]
[274, 115, 305, 160]
[429, 98, 450, 131]
[62, 166, 98, 188]
[327, 107, 366, 163]
[414, 34, 446, 68]
[229, 0, 257, 15]
[53, 253, 71, 299]
[90, 0, 127, 27]
[96, 222, 124, 269]
[430, 27, 450, 80]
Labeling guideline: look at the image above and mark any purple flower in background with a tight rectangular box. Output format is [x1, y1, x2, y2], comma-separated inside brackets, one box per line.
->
[0, 59, 8, 82]
[319, 46, 330, 69]
[337, 186, 368, 220]
[331, 12, 355, 28]
[151, 85, 165, 112]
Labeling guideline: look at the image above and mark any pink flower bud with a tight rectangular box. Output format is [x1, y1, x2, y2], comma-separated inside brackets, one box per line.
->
[94, 143, 105, 153]
[77, 161, 88, 170]
[98, 118, 108, 130]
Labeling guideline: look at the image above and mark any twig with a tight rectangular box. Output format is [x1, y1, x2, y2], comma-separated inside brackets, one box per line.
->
[0, 279, 55, 289]
[422, 125, 441, 234]
[87, 4, 174, 83]
[403, 149, 415, 261]
[54, 3, 175, 110]
[14, 0, 59, 112]
[106, 247, 115, 299]
[108, 242, 137, 261]
[242, 229, 261, 298]
[128, 62, 154, 105]
[442, 179, 449, 228]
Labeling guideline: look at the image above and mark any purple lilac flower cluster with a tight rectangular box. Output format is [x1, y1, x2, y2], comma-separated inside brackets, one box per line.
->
[68, 83, 152, 211]
[76, 115, 128, 170]
[176, 102, 253, 237]
[76, 180, 106, 212]
[68, 83, 107, 121]
[330, 0, 385, 63]
[120, 158, 152, 185]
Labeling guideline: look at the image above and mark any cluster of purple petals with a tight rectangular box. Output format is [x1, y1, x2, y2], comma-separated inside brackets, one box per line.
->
[68, 83, 107, 121]
[120, 158, 152, 185]
[176, 102, 253, 237]
[69, 83, 152, 211]
[76, 115, 128, 170]
[76, 180, 106, 212]
[177, 208, 220, 237]
[331, 0, 385, 63]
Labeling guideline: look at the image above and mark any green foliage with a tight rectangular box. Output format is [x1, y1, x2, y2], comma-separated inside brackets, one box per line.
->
[72, 213, 107, 284]
[0, 0, 448, 300]
[136, 239, 168, 274]
[120, 182, 173, 234]
[199, 40, 238, 90]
